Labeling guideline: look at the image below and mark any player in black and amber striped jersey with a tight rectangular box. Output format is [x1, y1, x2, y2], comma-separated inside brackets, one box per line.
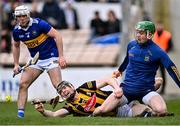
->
[62, 80, 117, 116]
[34, 76, 156, 117]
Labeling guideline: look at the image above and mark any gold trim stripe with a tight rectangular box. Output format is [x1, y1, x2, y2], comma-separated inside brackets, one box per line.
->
[67, 103, 88, 115]
[171, 66, 180, 81]
[24, 33, 48, 48]
[96, 90, 109, 97]
[79, 92, 104, 105]
[80, 88, 108, 97]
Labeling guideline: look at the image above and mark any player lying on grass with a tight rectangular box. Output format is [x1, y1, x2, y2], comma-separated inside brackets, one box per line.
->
[34, 76, 163, 117]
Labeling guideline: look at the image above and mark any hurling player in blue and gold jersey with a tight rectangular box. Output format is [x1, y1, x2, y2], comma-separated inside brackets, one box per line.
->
[12, 5, 67, 118]
[112, 21, 180, 117]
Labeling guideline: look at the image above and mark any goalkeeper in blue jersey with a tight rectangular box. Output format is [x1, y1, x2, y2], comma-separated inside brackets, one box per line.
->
[112, 21, 180, 116]
[12, 5, 67, 118]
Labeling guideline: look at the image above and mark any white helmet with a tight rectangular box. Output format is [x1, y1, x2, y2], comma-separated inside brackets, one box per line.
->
[14, 5, 30, 18]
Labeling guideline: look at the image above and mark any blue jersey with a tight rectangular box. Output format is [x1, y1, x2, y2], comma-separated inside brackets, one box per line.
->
[12, 18, 58, 60]
[118, 40, 180, 97]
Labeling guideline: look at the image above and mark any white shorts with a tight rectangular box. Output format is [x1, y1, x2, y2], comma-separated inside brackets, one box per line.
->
[116, 104, 132, 117]
[116, 101, 135, 117]
[29, 57, 60, 72]
[142, 91, 160, 105]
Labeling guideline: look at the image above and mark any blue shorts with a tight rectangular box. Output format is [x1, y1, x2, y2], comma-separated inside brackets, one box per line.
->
[121, 84, 153, 103]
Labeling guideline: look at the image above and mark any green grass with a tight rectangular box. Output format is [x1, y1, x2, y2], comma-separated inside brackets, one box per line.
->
[0, 99, 180, 125]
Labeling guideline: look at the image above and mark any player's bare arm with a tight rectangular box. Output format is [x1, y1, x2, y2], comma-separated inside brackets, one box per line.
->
[96, 77, 123, 98]
[47, 27, 67, 69]
[12, 41, 21, 74]
[35, 102, 70, 117]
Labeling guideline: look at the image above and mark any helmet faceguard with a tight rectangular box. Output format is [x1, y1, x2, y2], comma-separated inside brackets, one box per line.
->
[56, 81, 76, 101]
[14, 5, 30, 18]
[135, 21, 155, 39]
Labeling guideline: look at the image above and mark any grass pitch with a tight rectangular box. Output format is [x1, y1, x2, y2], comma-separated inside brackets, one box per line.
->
[0, 99, 180, 125]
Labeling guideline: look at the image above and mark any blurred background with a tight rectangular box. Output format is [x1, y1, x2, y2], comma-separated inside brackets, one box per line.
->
[0, 0, 179, 101]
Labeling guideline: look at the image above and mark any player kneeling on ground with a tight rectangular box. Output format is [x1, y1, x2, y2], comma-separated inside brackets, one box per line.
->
[92, 77, 174, 117]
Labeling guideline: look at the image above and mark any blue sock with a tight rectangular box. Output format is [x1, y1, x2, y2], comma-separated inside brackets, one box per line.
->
[17, 109, 24, 118]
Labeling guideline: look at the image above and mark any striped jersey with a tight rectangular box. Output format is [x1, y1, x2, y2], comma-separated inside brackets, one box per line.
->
[12, 18, 58, 60]
[63, 81, 116, 116]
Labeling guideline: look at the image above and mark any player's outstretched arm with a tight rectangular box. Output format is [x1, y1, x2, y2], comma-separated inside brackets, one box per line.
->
[167, 65, 180, 88]
[159, 50, 180, 88]
[34, 102, 70, 117]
